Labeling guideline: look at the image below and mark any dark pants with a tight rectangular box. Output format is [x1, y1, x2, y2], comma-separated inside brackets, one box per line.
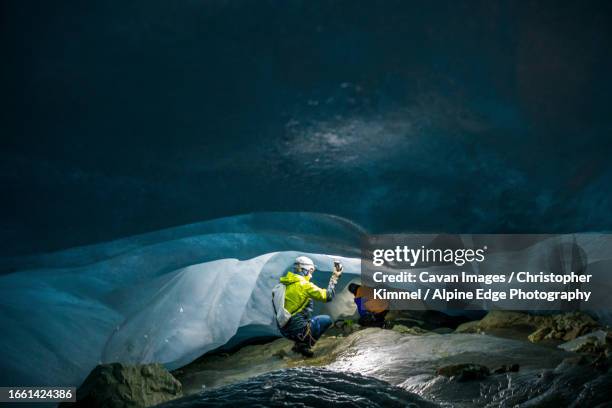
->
[281, 314, 333, 347]
[310, 315, 333, 340]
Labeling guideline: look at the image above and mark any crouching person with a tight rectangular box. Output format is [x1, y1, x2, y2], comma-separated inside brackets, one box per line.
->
[276, 256, 342, 357]
[347, 283, 389, 328]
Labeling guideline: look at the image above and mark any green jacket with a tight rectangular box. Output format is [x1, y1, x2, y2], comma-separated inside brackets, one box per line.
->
[280, 271, 329, 315]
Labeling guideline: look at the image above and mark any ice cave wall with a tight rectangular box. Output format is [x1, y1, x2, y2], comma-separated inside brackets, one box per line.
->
[0, 213, 365, 387]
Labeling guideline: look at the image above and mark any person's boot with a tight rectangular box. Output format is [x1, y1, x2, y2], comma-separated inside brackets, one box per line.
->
[291, 342, 314, 358]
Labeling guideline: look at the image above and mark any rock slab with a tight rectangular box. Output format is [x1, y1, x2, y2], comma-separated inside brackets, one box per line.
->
[62, 363, 182, 408]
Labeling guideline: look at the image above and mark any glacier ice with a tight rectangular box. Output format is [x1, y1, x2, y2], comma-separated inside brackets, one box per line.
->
[1, 212, 610, 388]
[0, 213, 365, 387]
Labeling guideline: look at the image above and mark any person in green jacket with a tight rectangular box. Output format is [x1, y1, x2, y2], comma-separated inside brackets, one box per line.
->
[279, 256, 343, 357]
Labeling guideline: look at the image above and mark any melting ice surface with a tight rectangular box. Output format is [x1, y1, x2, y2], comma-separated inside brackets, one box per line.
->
[0, 213, 365, 387]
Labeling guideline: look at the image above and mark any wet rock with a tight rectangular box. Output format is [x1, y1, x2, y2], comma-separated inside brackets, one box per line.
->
[571, 370, 612, 407]
[174, 335, 355, 393]
[177, 327, 592, 405]
[558, 330, 608, 353]
[473, 358, 612, 407]
[159, 367, 439, 408]
[591, 353, 612, 371]
[384, 311, 425, 328]
[545, 312, 599, 341]
[455, 311, 599, 343]
[527, 326, 551, 343]
[559, 330, 608, 352]
[343, 322, 362, 335]
[431, 327, 454, 334]
[65, 363, 182, 408]
[491, 363, 519, 374]
[454, 320, 480, 333]
[455, 311, 539, 334]
[436, 363, 490, 381]
[478, 311, 540, 329]
[332, 319, 363, 336]
[556, 355, 591, 371]
[385, 310, 472, 331]
[392, 324, 430, 335]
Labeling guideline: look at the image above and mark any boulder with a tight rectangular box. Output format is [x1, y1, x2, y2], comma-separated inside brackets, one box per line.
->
[455, 311, 599, 343]
[454, 320, 480, 333]
[478, 311, 547, 331]
[527, 327, 551, 343]
[65, 363, 182, 408]
[529, 312, 599, 342]
[436, 363, 490, 381]
[558, 330, 608, 353]
[431, 327, 454, 334]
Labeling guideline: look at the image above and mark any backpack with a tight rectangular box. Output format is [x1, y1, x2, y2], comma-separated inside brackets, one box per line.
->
[272, 283, 292, 328]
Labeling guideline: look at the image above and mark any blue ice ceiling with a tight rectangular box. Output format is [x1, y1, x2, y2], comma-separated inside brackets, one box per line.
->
[2, 0, 612, 256]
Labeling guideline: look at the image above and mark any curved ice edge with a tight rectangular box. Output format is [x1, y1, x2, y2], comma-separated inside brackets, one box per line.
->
[100, 251, 362, 371]
[0, 212, 366, 387]
[0, 211, 366, 273]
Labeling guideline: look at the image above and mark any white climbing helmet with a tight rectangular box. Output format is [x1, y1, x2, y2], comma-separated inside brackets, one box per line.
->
[295, 256, 316, 273]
